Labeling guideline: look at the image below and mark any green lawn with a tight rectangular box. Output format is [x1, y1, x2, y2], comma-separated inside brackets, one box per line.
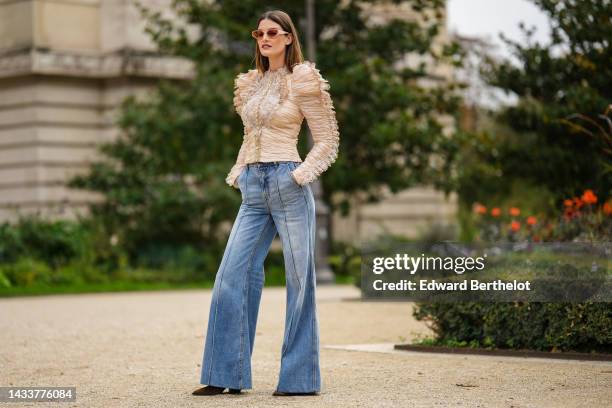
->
[0, 273, 355, 297]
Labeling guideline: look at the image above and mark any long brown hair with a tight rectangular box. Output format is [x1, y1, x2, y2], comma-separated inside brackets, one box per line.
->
[253, 10, 304, 74]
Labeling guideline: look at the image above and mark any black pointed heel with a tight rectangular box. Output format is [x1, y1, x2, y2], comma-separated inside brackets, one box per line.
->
[192, 385, 242, 395]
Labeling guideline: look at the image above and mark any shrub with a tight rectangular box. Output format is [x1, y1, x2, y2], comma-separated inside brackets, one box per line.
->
[0, 216, 90, 268]
[329, 241, 361, 285]
[413, 302, 611, 353]
[412, 188, 611, 353]
[1, 258, 54, 287]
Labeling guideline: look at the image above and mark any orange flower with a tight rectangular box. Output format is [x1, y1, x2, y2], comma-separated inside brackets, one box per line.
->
[526, 216, 537, 225]
[473, 203, 487, 214]
[604, 202, 612, 216]
[572, 197, 584, 209]
[509, 207, 520, 216]
[510, 220, 520, 232]
[491, 207, 501, 217]
[581, 189, 597, 205]
[563, 199, 573, 207]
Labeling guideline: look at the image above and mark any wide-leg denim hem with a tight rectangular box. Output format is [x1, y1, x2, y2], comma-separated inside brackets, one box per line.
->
[200, 209, 245, 389]
[237, 214, 273, 389]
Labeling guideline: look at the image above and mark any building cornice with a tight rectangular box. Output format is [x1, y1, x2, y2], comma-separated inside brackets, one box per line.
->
[0, 47, 195, 80]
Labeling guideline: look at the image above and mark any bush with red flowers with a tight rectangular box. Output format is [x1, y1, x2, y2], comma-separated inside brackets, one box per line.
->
[472, 189, 611, 243]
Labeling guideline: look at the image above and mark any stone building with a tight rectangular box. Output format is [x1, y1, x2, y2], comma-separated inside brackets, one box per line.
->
[0, 0, 458, 245]
[0, 0, 193, 221]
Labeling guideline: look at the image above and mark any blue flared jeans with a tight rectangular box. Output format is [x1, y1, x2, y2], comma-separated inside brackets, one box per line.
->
[199, 161, 321, 393]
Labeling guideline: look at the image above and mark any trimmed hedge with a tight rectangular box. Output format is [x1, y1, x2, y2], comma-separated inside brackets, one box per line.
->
[413, 302, 612, 353]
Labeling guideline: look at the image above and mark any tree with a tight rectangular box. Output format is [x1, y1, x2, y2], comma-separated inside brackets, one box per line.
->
[479, 0, 612, 203]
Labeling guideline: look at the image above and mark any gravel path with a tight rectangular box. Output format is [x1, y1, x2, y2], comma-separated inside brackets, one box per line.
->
[1, 284, 610, 407]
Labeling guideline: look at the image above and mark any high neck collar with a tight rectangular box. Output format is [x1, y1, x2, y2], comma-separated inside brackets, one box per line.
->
[265, 65, 288, 75]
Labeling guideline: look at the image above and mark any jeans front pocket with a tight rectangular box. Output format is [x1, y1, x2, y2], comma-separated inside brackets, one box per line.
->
[276, 162, 304, 207]
[238, 168, 248, 203]
[286, 162, 301, 188]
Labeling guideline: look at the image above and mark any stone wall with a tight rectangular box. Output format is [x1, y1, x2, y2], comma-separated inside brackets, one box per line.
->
[0, 0, 194, 221]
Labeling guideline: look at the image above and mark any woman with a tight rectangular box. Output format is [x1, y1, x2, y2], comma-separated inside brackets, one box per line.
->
[192, 9, 339, 397]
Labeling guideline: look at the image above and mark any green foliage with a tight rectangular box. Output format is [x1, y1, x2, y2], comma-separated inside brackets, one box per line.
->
[411, 0, 612, 355]
[329, 241, 361, 286]
[0, 216, 93, 268]
[477, 0, 612, 202]
[436, 122, 561, 212]
[0, 215, 219, 289]
[0, 212, 325, 290]
[0, 270, 10, 288]
[67, 69, 241, 261]
[1, 258, 53, 287]
[413, 302, 611, 353]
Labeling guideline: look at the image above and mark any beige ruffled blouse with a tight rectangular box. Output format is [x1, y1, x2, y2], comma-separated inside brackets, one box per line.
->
[225, 60, 340, 188]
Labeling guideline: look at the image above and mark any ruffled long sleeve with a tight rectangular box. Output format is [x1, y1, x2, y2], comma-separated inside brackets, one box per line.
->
[225, 140, 247, 188]
[290, 61, 340, 186]
[226, 69, 258, 188]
